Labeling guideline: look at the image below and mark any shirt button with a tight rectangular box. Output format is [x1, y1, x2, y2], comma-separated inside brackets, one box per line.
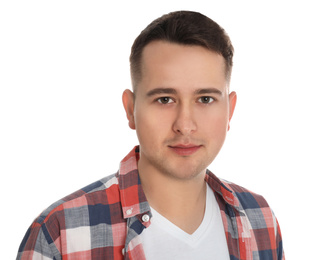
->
[126, 208, 133, 215]
[142, 214, 150, 222]
[225, 196, 233, 202]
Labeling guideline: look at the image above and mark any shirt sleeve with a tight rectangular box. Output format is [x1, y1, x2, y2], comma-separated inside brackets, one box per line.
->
[272, 210, 285, 260]
[17, 221, 59, 260]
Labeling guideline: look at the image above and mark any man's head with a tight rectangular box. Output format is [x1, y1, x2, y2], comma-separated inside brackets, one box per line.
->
[123, 11, 237, 181]
[130, 11, 234, 92]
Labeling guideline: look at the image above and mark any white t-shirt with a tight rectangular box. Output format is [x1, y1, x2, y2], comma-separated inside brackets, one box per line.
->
[140, 184, 230, 260]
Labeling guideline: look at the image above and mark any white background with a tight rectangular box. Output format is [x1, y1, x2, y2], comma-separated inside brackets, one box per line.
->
[1, 1, 318, 259]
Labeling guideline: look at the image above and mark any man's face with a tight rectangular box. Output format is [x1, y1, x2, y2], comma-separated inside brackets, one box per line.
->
[123, 41, 236, 181]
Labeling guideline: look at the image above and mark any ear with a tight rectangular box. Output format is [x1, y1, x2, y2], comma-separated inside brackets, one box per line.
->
[227, 91, 237, 131]
[122, 89, 136, 130]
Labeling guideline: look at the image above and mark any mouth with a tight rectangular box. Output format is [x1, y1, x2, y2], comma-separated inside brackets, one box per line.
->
[168, 144, 202, 156]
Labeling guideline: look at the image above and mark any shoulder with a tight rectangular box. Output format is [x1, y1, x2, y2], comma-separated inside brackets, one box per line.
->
[18, 173, 123, 257]
[219, 179, 278, 233]
[206, 173, 284, 258]
[205, 171, 270, 210]
[35, 173, 120, 225]
[221, 179, 270, 210]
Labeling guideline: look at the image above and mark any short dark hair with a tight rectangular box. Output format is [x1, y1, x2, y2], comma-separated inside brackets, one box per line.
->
[130, 11, 234, 91]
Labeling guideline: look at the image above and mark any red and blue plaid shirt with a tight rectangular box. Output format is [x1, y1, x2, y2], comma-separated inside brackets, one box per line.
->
[17, 146, 284, 259]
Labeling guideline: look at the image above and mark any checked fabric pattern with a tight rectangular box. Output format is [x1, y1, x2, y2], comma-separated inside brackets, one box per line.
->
[17, 146, 284, 259]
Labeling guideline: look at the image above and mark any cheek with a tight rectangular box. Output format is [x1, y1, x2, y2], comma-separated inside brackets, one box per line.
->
[134, 108, 170, 143]
[200, 112, 229, 139]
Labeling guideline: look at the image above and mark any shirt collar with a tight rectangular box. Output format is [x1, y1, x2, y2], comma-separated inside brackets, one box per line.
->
[118, 146, 150, 219]
[205, 170, 240, 210]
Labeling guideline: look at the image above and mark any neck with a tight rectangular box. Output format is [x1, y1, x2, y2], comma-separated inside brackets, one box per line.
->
[138, 161, 207, 234]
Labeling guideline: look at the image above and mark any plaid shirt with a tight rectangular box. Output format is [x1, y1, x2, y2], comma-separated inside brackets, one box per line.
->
[17, 146, 284, 260]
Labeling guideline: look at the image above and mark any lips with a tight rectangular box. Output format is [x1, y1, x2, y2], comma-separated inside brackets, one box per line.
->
[168, 144, 202, 156]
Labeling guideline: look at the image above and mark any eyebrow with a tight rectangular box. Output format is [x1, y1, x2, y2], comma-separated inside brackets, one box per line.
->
[146, 87, 223, 97]
[146, 88, 177, 97]
[195, 88, 223, 96]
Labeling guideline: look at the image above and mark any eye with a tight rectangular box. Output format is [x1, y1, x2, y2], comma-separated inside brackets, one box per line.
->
[198, 96, 215, 104]
[157, 97, 174, 104]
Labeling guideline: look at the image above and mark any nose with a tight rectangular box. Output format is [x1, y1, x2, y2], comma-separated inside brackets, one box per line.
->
[172, 103, 197, 135]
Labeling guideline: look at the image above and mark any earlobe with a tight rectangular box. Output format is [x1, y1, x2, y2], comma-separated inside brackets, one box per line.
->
[122, 89, 136, 130]
[227, 91, 237, 131]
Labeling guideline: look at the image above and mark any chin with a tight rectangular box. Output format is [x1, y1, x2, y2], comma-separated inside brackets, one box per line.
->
[163, 161, 208, 181]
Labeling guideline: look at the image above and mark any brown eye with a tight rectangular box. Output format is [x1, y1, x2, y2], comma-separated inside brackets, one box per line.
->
[199, 96, 214, 104]
[157, 97, 173, 104]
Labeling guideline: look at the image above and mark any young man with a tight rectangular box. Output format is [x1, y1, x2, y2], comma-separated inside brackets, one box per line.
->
[17, 11, 284, 260]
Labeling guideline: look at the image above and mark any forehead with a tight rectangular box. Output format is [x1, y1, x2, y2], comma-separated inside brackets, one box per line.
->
[139, 41, 227, 93]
